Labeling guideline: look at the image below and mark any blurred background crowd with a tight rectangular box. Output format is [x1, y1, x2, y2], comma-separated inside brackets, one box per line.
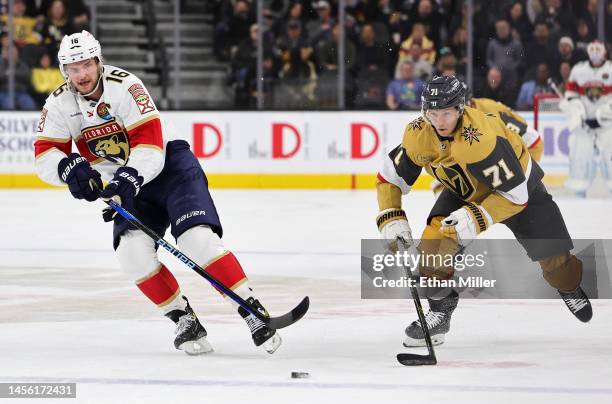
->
[211, 0, 611, 110]
[0, 0, 610, 111]
[0, 0, 90, 110]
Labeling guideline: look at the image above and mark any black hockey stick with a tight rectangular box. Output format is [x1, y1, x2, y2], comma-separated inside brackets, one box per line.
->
[95, 186, 309, 330]
[396, 243, 437, 366]
[396, 276, 437, 366]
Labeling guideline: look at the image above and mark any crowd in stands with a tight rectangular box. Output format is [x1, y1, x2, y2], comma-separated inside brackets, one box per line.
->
[210, 0, 612, 110]
[0, 0, 89, 110]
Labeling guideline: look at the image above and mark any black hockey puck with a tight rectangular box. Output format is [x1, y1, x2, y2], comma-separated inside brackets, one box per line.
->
[291, 371, 310, 379]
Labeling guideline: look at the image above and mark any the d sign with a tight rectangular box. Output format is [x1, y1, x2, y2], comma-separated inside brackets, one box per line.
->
[193, 123, 222, 158]
[272, 123, 301, 159]
[351, 123, 380, 159]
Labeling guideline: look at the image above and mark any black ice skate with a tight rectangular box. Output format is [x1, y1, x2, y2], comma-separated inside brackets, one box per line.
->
[238, 297, 282, 354]
[165, 297, 213, 355]
[558, 286, 592, 323]
[404, 289, 459, 347]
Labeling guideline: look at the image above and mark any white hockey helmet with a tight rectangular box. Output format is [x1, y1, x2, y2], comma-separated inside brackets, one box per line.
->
[586, 40, 606, 67]
[58, 30, 103, 78]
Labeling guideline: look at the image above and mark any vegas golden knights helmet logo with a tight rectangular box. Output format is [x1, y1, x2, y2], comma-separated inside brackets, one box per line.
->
[432, 164, 475, 199]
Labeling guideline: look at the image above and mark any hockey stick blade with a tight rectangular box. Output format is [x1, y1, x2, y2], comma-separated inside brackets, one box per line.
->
[397, 353, 437, 366]
[91, 182, 310, 330]
[266, 296, 310, 330]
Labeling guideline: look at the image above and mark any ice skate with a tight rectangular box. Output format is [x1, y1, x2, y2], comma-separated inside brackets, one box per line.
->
[403, 289, 459, 347]
[558, 286, 592, 323]
[239, 297, 282, 354]
[165, 297, 213, 355]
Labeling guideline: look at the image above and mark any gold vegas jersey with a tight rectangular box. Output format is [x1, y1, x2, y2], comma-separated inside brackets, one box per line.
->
[469, 97, 543, 161]
[377, 106, 544, 223]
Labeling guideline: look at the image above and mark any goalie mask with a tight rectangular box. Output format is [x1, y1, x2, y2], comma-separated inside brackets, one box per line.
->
[587, 40, 607, 67]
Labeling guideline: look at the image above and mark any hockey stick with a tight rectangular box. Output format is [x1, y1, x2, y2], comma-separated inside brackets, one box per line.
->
[547, 78, 563, 98]
[94, 185, 309, 330]
[396, 244, 437, 366]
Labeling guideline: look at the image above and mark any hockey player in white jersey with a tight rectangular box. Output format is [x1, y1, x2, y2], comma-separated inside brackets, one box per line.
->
[34, 31, 282, 355]
[560, 40, 612, 196]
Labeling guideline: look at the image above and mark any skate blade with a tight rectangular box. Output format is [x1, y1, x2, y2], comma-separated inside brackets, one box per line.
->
[262, 333, 282, 354]
[403, 334, 445, 348]
[179, 336, 214, 356]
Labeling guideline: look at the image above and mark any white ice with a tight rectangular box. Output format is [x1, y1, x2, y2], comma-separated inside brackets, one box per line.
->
[1, 189, 611, 404]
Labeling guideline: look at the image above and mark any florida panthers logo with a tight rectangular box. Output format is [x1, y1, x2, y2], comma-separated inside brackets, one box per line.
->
[97, 102, 112, 120]
[94, 135, 129, 164]
[81, 120, 130, 165]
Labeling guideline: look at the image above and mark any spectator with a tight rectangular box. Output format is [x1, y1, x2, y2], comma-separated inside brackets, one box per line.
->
[524, 21, 555, 77]
[478, 66, 516, 107]
[450, 27, 468, 70]
[40, 0, 75, 58]
[355, 23, 390, 75]
[277, 19, 308, 59]
[317, 24, 356, 74]
[435, 46, 464, 82]
[398, 22, 436, 65]
[551, 36, 587, 77]
[395, 42, 432, 81]
[410, 0, 443, 48]
[354, 24, 389, 109]
[386, 60, 424, 110]
[574, 18, 594, 52]
[1, 0, 42, 48]
[315, 24, 357, 107]
[279, 46, 317, 107]
[486, 19, 523, 89]
[39, 0, 89, 31]
[0, 45, 37, 110]
[580, 0, 600, 40]
[30, 52, 63, 106]
[306, 0, 335, 49]
[276, 1, 306, 38]
[534, 0, 575, 38]
[507, 0, 533, 43]
[516, 62, 552, 110]
[230, 23, 274, 108]
[213, 0, 254, 60]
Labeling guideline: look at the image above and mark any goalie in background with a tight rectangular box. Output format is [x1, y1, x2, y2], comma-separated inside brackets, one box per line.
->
[559, 40, 612, 197]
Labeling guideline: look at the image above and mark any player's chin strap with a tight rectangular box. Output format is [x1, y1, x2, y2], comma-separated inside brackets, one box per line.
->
[66, 66, 104, 97]
[89, 180, 309, 330]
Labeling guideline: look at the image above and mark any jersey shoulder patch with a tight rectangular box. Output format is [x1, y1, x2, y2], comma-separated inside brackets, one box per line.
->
[453, 108, 498, 163]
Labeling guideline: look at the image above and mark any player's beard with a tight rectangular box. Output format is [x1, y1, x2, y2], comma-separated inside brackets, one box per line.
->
[70, 65, 103, 98]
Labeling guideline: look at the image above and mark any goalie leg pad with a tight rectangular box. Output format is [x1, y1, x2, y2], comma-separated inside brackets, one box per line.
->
[539, 253, 582, 291]
[567, 128, 597, 192]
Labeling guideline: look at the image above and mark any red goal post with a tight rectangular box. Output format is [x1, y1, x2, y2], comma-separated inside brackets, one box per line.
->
[533, 93, 561, 131]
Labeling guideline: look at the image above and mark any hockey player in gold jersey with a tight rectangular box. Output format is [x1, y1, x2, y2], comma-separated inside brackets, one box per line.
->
[430, 88, 544, 195]
[376, 75, 592, 348]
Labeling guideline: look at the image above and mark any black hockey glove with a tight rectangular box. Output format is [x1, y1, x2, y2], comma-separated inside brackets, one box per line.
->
[100, 167, 143, 222]
[57, 153, 103, 202]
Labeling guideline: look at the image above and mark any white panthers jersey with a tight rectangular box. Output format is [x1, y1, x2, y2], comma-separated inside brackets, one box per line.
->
[34, 65, 173, 186]
[566, 60, 612, 118]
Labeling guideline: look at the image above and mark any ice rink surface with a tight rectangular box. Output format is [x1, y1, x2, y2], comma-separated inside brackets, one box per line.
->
[1, 189, 611, 404]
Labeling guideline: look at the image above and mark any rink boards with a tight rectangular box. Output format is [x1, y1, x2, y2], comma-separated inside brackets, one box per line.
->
[0, 111, 569, 189]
